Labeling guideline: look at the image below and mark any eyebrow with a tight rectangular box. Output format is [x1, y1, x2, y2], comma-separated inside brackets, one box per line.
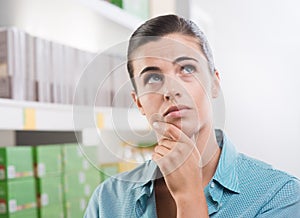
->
[173, 56, 198, 64]
[138, 56, 198, 76]
[139, 66, 161, 77]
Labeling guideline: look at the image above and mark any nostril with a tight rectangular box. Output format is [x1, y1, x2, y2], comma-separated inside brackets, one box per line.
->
[163, 90, 181, 101]
[163, 92, 171, 101]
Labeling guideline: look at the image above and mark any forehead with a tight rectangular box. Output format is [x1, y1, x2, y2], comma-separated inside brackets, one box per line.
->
[130, 34, 208, 73]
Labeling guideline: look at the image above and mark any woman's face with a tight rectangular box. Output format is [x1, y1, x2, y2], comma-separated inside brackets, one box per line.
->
[130, 33, 220, 138]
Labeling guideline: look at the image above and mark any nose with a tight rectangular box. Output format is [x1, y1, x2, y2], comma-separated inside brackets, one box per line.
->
[162, 74, 182, 101]
[163, 88, 181, 101]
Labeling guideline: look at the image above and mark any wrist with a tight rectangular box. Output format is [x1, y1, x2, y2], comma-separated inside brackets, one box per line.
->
[175, 191, 208, 218]
[174, 189, 204, 205]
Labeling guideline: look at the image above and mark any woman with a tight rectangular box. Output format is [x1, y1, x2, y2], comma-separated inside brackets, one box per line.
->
[85, 14, 300, 217]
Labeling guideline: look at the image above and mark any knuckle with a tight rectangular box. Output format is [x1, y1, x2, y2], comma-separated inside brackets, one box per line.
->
[152, 153, 159, 161]
[158, 138, 166, 145]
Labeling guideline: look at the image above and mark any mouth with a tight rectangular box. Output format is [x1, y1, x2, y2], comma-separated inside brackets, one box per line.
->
[163, 105, 191, 117]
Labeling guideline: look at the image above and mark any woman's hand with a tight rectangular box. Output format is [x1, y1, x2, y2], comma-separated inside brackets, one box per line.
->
[152, 121, 208, 217]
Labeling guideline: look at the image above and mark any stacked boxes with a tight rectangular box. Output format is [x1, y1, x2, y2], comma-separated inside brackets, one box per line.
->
[0, 144, 125, 217]
[0, 147, 34, 180]
[0, 147, 37, 218]
[33, 145, 62, 177]
[0, 27, 134, 107]
[0, 178, 37, 218]
[62, 144, 100, 218]
[62, 144, 96, 173]
[0, 28, 12, 99]
[64, 198, 89, 218]
[33, 145, 64, 218]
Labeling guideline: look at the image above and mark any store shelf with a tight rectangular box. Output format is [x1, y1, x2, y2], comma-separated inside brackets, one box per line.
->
[78, 0, 144, 30]
[0, 98, 150, 132]
[0, 99, 72, 131]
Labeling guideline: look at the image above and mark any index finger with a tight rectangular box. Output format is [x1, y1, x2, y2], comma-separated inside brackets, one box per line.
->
[152, 121, 192, 143]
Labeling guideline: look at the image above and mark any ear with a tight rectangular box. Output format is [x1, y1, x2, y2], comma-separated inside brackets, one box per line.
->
[211, 70, 221, 98]
[131, 91, 146, 115]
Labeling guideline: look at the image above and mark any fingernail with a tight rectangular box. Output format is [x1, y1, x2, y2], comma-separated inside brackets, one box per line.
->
[152, 122, 159, 129]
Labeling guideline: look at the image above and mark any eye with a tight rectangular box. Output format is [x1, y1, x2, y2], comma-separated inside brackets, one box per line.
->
[181, 64, 196, 75]
[144, 73, 164, 84]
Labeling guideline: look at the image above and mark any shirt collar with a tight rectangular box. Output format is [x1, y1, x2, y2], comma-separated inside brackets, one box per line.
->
[213, 129, 240, 193]
[132, 159, 158, 191]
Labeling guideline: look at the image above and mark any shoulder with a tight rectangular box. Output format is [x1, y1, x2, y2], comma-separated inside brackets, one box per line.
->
[85, 161, 154, 217]
[237, 153, 297, 180]
[236, 153, 300, 199]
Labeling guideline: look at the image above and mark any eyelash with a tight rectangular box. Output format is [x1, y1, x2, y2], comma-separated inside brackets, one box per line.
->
[143, 73, 164, 84]
[180, 64, 196, 74]
[142, 64, 197, 85]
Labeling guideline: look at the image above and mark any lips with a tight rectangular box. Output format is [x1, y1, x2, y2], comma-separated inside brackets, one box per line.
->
[163, 105, 191, 117]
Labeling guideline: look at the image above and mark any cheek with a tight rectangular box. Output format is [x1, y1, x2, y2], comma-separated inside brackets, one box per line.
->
[139, 94, 162, 114]
[187, 82, 212, 114]
[139, 94, 164, 124]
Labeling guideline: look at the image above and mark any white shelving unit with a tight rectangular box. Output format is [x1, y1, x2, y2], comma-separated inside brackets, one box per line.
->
[0, 98, 156, 148]
[0, 98, 150, 131]
[0, 99, 73, 131]
[0, 0, 158, 147]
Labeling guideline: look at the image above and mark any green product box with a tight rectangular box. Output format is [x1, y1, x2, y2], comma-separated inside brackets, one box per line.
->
[110, 0, 123, 8]
[0, 177, 37, 218]
[62, 144, 98, 173]
[0, 147, 34, 180]
[63, 170, 100, 201]
[33, 145, 62, 177]
[36, 175, 63, 207]
[64, 198, 88, 218]
[38, 203, 64, 218]
[0, 208, 37, 218]
[99, 163, 119, 182]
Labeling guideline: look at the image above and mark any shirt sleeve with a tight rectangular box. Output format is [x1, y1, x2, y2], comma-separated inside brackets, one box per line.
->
[84, 185, 101, 218]
[257, 178, 300, 217]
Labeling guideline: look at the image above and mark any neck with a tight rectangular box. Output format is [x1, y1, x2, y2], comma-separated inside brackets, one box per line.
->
[195, 125, 221, 187]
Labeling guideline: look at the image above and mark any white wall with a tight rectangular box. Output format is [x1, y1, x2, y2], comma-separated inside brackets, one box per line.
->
[193, 0, 300, 178]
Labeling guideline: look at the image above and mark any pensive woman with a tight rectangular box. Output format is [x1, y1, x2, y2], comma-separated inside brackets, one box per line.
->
[84, 14, 300, 218]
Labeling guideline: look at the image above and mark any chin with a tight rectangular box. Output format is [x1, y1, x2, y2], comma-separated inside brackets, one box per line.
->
[172, 120, 201, 138]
